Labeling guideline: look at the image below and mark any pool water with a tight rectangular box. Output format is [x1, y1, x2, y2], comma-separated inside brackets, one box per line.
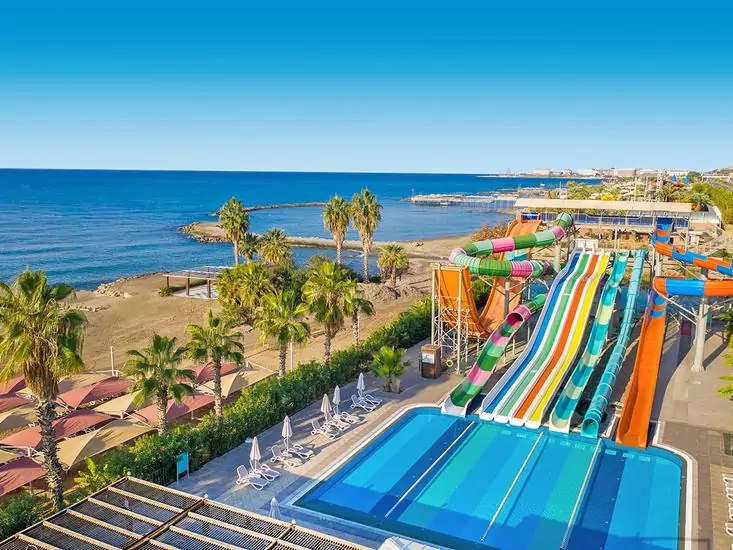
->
[296, 408, 683, 550]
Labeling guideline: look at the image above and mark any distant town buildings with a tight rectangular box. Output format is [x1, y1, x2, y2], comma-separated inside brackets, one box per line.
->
[526, 167, 691, 179]
[532, 168, 552, 176]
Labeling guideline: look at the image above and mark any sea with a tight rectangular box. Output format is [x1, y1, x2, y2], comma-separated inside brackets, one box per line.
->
[0, 170, 599, 290]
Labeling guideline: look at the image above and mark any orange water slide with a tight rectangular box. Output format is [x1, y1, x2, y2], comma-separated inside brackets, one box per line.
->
[479, 218, 542, 333]
[512, 254, 601, 420]
[615, 293, 667, 448]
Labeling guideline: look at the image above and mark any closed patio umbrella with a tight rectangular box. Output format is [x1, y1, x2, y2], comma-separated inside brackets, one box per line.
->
[270, 497, 282, 520]
[250, 436, 262, 468]
[357, 373, 366, 396]
[320, 394, 332, 422]
[281, 416, 293, 449]
[332, 386, 341, 415]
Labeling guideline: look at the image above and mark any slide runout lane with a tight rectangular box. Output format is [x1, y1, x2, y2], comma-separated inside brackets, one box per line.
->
[480, 252, 581, 420]
[550, 251, 629, 433]
[492, 252, 595, 423]
[521, 253, 611, 428]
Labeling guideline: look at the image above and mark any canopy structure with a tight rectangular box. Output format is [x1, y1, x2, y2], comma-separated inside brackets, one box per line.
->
[0, 376, 26, 394]
[0, 402, 64, 433]
[56, 419, 154, 467]
[0, 456, 45, 496]
[199, 370, 249, 398]
[57, 376, 132, 408]
[514, 198, 693, 214]
[0, 449, 21, 465]
[130, 393, 214, 425]
[0, 393, 29, 414]
[190, 362, 240, 384]
[18, 372, 110, 398]
[93, 390, 153, 417]
[0, 410, 114, 450]
[1, 477, 367, 550]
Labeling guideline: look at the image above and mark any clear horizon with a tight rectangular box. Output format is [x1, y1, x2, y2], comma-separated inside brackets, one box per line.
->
[1, 1, 731, 173]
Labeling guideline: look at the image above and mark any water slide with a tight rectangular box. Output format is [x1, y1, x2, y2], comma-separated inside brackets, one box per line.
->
[581, 250, 646, 439]
[549, 251, 630, 433]
[441, 293, 547, 417]
[510, 252, 610, 428]
[616, 218, 733, 448]
[434, 213, 573, 339]
[479, 251, 583, 421]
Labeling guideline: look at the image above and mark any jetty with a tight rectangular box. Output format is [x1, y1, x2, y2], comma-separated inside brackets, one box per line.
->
[406, 193, 518, 210]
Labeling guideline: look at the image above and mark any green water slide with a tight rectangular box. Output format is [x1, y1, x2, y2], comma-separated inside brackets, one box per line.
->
[548, 250, 629, 433]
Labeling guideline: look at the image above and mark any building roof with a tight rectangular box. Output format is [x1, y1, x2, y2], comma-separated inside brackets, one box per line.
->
[0, 477, 368, 550]
[514, 198, 693, 214]
[58, 377, 132, 409]
[0, 410, 114, 450]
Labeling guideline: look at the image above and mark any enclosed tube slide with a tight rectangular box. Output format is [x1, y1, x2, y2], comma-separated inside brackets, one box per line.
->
[581, 250, 645, 438]
[550, 250, 630, 433]
[479, 251, 582, 420]
[441, 293, 547, 417]
[449, 212, 573, 277]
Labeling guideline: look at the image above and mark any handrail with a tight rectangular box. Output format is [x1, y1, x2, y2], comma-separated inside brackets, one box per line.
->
[385, 422, 475, 517]
[559, 438, 604, 549]
[481, 432, 545, 541]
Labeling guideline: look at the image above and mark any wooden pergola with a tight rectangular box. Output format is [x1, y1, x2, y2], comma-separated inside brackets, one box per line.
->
[163, 265, 228, 299]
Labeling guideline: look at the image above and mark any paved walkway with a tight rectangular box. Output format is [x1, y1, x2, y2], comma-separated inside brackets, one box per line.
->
[173, 338, 462, 547]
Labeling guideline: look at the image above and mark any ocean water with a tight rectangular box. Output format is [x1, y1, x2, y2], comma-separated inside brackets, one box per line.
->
[0, 170, 597, 289]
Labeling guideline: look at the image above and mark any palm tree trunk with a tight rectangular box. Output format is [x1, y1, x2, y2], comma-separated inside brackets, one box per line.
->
[279, 343, 287, 377]
[362, 243, 369, 282]
[336, 242, 342, 266]
[324, 329, 332, 367]
[352, 310, 359, 345]
[156, 389, 169, 436]
[212, 360, 223, 419]
[391, 266, 397, 287]
[37, 399, 64, 510]
[233, 241, 239, 265]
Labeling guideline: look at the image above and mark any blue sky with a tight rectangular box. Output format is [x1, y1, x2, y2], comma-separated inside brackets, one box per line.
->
[1, 1, 731, 173]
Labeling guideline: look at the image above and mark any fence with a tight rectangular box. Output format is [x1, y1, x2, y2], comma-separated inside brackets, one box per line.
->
[534, 211, 690, 230]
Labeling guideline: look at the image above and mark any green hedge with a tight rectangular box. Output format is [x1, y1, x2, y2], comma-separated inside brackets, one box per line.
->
[0, 297, 432, 538]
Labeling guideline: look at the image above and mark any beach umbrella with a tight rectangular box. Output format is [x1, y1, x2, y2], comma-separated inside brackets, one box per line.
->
[270, 497, 282, 520]
[250, 436, 262, 465]
[281, 415, 293, 448]
[357, 373, 366, 396]
[332, 386, 341, 415]
[320, 394, 332, 422]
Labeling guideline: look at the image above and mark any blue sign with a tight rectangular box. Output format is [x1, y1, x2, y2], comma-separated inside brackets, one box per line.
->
[175, 452, 189, 480]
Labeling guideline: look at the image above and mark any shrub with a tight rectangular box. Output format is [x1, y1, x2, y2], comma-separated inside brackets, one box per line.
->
[158, 286, 173, 297]
[0, 493, 43, 540]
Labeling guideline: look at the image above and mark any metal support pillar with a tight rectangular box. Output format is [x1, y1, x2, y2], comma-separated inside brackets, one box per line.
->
[504, 279, 511, 319]
[431, 267, 437, 345]
[456, 272, 463, 373]
[692, 268, 709, 373]
[554, 243, 562, 273]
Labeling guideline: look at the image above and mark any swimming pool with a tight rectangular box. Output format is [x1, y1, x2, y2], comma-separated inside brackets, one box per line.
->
[295, 407, 683, 550]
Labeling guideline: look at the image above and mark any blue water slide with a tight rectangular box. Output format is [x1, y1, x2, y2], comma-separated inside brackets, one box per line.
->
[581, 250, 646, 438]
[479, 251, 581, 420]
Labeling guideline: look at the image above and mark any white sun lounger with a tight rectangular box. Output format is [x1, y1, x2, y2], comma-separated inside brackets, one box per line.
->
[351, 394, 375, 412]
[726, 522, 733, 536]
[334, 405, 359, 424]
[326, 412, 350, 431]
[311, 419, 338, 439]
[358, 389, 382, 406]
[235, 465, 268, 490]
[270, 444, 303, 467]
[284, 440, 314, 460]
[250, 459, 280, 481]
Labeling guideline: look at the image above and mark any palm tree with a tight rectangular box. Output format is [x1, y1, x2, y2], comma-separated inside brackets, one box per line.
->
[0, 270, 86, 510]
[303, 261, 351, 366]
[344, 281, 374, 345]
[219, 197, 249, 265]
[323, 196, 350, 265]
[350, 189, 382, 282]
[371, 346, 410, 393]
[255, 290, 310, 377]
[259, 228, 292, 266]
[239, 232, 260, 263]
[378, 244, 409, 287]
[187, 310, 244, 420]
[217, 262, 273, 320]
[125, 334, 195, 436]
[657, 183, 678, 202]
[689, 191, 711, 212]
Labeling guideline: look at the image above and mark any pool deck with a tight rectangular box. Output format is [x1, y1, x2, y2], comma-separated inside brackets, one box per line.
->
[172, 316, 733, 550]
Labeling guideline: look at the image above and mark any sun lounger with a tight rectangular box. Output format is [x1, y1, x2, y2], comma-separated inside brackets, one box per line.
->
[724, 473, 733, 483]
[250, 459, 280, 481]
[284, 440, 314, 460]
[270, 444, 303, 467]
[334, 406, 359, 424]
[326, 412, 350, 431]
[726, 522, 733, 536]
[351, 394, 375, 412]
[311, 419, 338, 439]
[358, 389, 382, 406]
[235, 465, 268, 490]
